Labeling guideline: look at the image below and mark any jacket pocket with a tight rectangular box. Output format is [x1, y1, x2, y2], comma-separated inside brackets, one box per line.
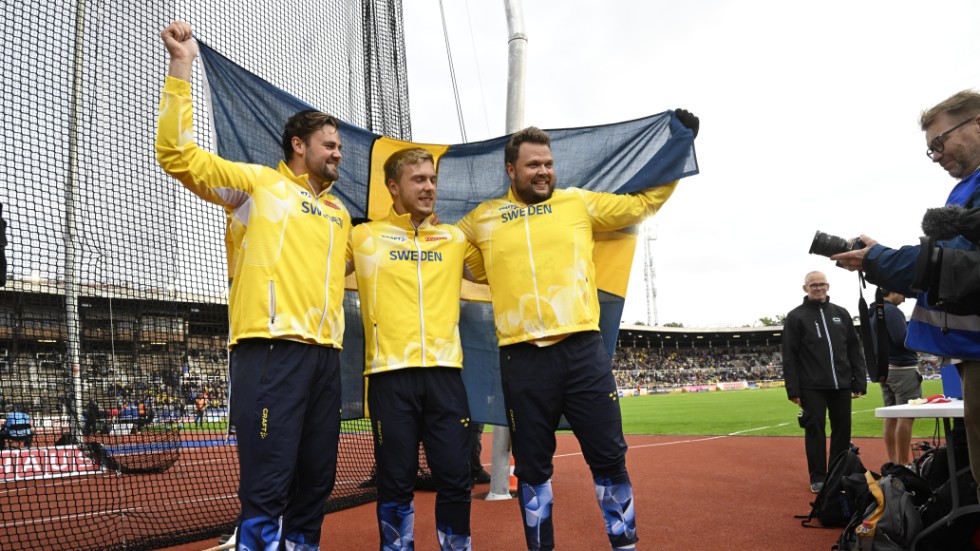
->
[268, 280, 277, 326]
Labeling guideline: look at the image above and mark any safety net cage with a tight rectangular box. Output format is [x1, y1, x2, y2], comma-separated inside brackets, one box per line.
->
[0, 1, 414, 549]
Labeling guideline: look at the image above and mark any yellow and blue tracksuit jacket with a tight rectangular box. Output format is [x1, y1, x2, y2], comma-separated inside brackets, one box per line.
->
[348, 208, 483, 374]
[156, 76, 350, 349]
[456, 184, 676, 346]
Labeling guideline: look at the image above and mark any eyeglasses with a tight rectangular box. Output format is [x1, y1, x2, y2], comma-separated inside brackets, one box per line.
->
[926, 116, 976, 159]
[807, 282, 829, 289]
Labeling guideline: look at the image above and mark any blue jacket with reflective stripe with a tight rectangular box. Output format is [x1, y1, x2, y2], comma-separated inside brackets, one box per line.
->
[863, 169, 980, 359]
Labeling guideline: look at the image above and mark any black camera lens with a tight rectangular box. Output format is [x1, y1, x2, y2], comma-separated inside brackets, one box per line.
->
[809, 231, 852, 258]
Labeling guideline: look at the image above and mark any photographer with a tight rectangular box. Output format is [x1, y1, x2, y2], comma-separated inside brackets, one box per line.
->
[831, 89, 980, 504]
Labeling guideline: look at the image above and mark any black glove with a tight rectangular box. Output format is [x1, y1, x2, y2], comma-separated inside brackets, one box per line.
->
[674, 108, 699, 139]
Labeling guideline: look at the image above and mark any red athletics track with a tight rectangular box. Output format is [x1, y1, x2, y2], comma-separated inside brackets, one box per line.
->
[0, 435, 240, 550]
[164, 434, 891, 551]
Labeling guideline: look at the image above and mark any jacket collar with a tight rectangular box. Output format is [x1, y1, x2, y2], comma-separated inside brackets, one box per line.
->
[386, 207, 432, 232]
[802, 296, 830, 308]
[277, 160, 335, 195]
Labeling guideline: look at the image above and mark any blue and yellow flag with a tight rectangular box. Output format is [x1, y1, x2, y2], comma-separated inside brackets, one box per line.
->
[197, 40, 698, 424]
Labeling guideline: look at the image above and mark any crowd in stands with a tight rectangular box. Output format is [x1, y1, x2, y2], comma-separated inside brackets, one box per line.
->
[612, 344, 942, 390]
[613, 345, 784, 390]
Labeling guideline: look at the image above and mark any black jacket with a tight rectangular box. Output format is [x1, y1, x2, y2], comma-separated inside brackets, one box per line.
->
[782, 296, 867, 399]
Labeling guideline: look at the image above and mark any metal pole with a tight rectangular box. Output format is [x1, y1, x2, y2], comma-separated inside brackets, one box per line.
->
[503, 0, 526, 133]
[65, 0, 87, 440]
[487, 0, 527, 501]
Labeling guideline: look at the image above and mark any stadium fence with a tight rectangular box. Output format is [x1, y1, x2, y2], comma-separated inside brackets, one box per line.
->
[0, 1, 414, 549]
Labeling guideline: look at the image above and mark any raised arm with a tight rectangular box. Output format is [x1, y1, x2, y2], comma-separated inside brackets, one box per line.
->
[160, 20, 198, 81]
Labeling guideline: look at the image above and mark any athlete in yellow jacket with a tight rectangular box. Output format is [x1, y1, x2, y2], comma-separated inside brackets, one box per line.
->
[457, 120, 696, 551]
[457, 183, 674, 347]
[349, 202, 481, 375]
[156, 21, 347, 551]
[157, 75, 349, 347]
[348, 148, 482, 550]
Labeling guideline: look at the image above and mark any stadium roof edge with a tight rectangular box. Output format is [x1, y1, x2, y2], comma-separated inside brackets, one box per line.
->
[617, 324, 783, 348]
[620, 324, 783, 334]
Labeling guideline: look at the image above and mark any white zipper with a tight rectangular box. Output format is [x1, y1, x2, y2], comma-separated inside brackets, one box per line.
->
[413, 224, 426, 365]
[523, 212, 544, 331]
[315, 195, 333, 339]
[268, 280, 276, 326]
[818, 309, 839, 389]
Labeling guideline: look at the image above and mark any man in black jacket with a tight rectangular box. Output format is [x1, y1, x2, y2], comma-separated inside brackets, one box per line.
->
[782, 271, 867, 493]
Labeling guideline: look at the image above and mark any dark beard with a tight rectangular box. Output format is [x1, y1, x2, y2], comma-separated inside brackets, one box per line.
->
[513, 180, 553, 205]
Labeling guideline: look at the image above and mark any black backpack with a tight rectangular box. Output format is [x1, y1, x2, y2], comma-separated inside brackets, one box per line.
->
[799, 448, 867, 528]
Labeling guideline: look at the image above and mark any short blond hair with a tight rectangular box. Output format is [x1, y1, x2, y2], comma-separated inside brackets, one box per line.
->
[384, 148, 434, 182]
[920, 90, 980, 130]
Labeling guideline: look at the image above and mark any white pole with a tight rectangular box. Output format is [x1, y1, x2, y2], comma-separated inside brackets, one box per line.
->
[487, 0, 527, 501]
[65, 0, 87, 439]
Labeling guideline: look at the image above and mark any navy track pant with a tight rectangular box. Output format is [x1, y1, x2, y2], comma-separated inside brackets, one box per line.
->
[231, 339, 342, 551]
[368, 367, 472, 549]
[500, 331, 635, 550]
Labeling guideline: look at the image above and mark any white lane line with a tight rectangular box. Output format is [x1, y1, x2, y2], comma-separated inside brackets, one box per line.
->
[556, 407, 883, 458]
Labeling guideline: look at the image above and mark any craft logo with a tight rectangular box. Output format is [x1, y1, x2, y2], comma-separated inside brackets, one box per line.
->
[381, 234, 407, 242]
[300, 190, 312, 199]
[260, 408, 269, 439]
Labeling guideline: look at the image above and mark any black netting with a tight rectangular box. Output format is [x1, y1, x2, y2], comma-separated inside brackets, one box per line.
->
[0, 1, 412, 549]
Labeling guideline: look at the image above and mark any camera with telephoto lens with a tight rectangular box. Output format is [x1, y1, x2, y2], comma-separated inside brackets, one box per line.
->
[808, 231, 866, 258]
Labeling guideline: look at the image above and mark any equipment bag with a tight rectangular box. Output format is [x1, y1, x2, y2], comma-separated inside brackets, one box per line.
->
[836, 472, 923, 551]
[800, 448, 866, 528]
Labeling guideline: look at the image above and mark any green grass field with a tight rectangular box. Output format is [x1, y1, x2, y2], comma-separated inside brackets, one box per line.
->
[181, 379, 948, 440]
[617, 378, 947, 439]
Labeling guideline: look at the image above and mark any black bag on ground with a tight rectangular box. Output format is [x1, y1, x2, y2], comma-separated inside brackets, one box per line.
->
[916, 466, 980, 551]
[800, 448, 866, 527]
[834, 472, 880, 550]
[919, 441, 971, 491]
[879, 462, 933, 507]
[916, 420, 969, 485]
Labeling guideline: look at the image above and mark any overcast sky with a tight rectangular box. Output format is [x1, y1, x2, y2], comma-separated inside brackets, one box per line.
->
[402, 0, 980, 327]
